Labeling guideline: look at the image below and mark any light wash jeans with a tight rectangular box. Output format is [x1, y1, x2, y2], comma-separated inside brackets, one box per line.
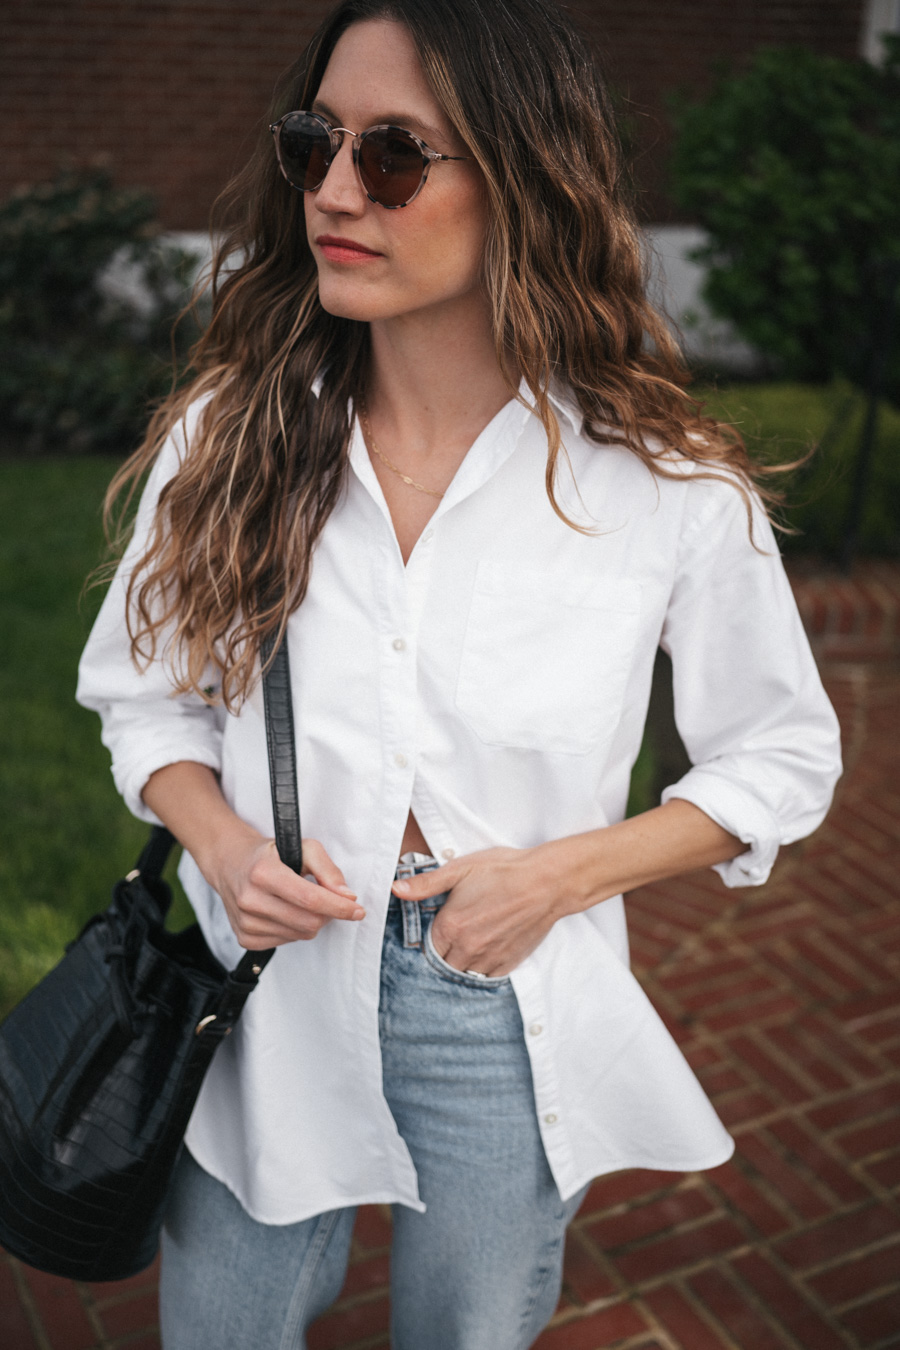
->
[160, 867, 587, 1350]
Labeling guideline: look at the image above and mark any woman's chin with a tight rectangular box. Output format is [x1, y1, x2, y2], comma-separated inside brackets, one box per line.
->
[318, 298, 379, 322]
[315, 277, 394, 324]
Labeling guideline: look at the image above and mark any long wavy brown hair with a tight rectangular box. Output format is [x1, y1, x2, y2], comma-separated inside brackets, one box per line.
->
[105, 0, 782, 710]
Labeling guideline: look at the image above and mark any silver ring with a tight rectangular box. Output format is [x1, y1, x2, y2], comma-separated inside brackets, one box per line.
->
[464, 969, 488, 979]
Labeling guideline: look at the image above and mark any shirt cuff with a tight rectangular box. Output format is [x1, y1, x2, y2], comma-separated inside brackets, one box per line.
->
[113, 741, 222, 824]
[661, 769, 781, 888]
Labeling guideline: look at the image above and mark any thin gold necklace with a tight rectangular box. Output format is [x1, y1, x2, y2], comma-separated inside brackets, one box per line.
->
[358, 400, 445, 500]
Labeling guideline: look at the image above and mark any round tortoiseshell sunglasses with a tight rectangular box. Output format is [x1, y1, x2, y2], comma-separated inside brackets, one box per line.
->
[270, 110, 471, 209]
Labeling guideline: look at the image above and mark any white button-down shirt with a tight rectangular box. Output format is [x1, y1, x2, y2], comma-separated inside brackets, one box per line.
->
[77, 385, 841, 1223]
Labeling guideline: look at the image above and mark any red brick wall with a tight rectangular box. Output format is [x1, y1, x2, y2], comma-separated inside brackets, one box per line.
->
[0, 0, 865, 229]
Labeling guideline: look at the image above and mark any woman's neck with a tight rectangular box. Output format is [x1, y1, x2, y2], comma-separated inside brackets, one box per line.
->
[366, 292, 516, 459]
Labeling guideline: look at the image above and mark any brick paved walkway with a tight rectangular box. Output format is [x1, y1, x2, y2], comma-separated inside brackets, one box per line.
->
[3, 576, 899, 1350]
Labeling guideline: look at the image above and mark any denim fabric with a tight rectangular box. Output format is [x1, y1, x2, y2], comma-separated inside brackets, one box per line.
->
[160, 1153, 356, 1350]
[160, 881, 588, 1350]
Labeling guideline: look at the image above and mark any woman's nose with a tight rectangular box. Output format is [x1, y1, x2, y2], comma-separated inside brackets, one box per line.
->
[312, 135, 366, 216]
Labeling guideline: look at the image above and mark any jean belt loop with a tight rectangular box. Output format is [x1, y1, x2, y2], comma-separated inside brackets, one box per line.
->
[395, 852, 440, 949]
[401, 899, 421, 948]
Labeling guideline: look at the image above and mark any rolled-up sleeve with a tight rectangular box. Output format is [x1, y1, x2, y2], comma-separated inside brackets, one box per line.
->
[76, 402, 223, 823]
[659, 475, 842, 887]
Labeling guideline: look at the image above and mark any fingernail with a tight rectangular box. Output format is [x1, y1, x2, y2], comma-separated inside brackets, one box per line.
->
[337, 885, 356, 897]
[352, 906, 366, 919]
[392, 880, 410, 895]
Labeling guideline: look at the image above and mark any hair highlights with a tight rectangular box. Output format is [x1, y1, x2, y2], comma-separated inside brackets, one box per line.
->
[104, 0, 782, 709]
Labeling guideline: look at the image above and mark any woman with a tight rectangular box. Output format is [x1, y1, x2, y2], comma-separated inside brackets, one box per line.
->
[77, 1, 842, 1346]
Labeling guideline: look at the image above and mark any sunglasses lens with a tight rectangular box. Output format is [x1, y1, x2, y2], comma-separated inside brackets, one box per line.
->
[358, 127, 426, 207]
[276, 113, 332, 191]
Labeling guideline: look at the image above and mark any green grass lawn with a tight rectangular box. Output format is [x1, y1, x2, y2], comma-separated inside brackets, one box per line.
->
[0, 458, 193, 1016]
[1, 379, 897, 1015]
[696, 379, 900, 555]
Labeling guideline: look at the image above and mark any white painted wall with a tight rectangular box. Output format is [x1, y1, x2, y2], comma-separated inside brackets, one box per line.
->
[643, 224, 763, 373]
[860, 0, 900, 62]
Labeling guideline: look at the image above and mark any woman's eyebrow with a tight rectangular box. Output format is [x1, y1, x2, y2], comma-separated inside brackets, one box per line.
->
[310, 99, 447, 145]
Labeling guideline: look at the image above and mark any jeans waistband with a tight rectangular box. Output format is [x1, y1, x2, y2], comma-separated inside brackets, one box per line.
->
[394, 851, 441, 880]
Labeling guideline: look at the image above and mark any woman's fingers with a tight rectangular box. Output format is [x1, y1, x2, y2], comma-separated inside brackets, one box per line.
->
[301, 837, 358, 898]
[227, 837, 364, 948]
[424, 846, 552, 977]
[235, 917, 318, 949]
[248, 841, 364, 921]
[233, 889, 331, 943]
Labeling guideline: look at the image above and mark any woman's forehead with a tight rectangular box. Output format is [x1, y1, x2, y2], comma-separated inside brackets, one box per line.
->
[314, 18, 453, 143]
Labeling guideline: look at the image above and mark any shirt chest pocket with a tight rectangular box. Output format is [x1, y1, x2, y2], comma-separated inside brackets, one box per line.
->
[454, 564, 642, 756]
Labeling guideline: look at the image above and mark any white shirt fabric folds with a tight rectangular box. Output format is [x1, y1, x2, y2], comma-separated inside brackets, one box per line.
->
[77, 385, 842, 1223]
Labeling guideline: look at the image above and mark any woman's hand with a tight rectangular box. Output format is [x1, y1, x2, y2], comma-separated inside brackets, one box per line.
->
[392, 846, 560, 977]
[141, 761, 365, 950]
[390, 801, 748, 977]
[207, 829, 365, 950]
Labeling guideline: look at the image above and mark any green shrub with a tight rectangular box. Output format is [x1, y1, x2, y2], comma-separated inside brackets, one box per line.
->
[0, 166, 199, 452]
[670, 41, 900, 400]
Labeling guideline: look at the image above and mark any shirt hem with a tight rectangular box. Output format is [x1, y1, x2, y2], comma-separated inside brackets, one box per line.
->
[183, 1139, 426, 1226]
[184, 1133, 735, 1222]
[557, 1136, 736, 1204]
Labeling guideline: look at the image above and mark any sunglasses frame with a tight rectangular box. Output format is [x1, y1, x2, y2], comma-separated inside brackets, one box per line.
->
[269, 110, 471, 209]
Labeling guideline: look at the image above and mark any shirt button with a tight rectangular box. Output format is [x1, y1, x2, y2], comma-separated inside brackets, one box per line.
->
[529, 1023, 543, 1036]
[543, 1112, 558, 1125]
[421, 527, 434, 542]
[441, 847, 455, 860]
[394, 753, 408, 768]
[392, 637, 406, 651]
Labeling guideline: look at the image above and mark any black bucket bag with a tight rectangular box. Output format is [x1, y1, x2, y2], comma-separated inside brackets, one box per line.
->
[0, 635, 300, 1281]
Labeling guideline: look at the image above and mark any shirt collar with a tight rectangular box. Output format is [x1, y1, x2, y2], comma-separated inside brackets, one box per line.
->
[347, 393, 530, 523]
[339, 373, 585, 521]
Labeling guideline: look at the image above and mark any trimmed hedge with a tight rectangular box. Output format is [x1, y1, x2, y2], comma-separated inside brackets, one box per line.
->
[0, 167, 198, 451]
[671, 41, 900, 400]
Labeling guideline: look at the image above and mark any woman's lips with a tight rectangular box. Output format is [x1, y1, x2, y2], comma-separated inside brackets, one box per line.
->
[316, 235, 383, 263]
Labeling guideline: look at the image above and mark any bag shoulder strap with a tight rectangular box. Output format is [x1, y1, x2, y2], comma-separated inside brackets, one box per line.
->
[138, 636, 300, 983]
[231, 634, 301, 980]
[260, 632, 303, 876]
[135, 823, 178, 881]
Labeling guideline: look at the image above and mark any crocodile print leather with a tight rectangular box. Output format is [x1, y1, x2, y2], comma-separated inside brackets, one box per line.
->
[261, 631, 303, 875]
[0, 634, 300, 1279]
